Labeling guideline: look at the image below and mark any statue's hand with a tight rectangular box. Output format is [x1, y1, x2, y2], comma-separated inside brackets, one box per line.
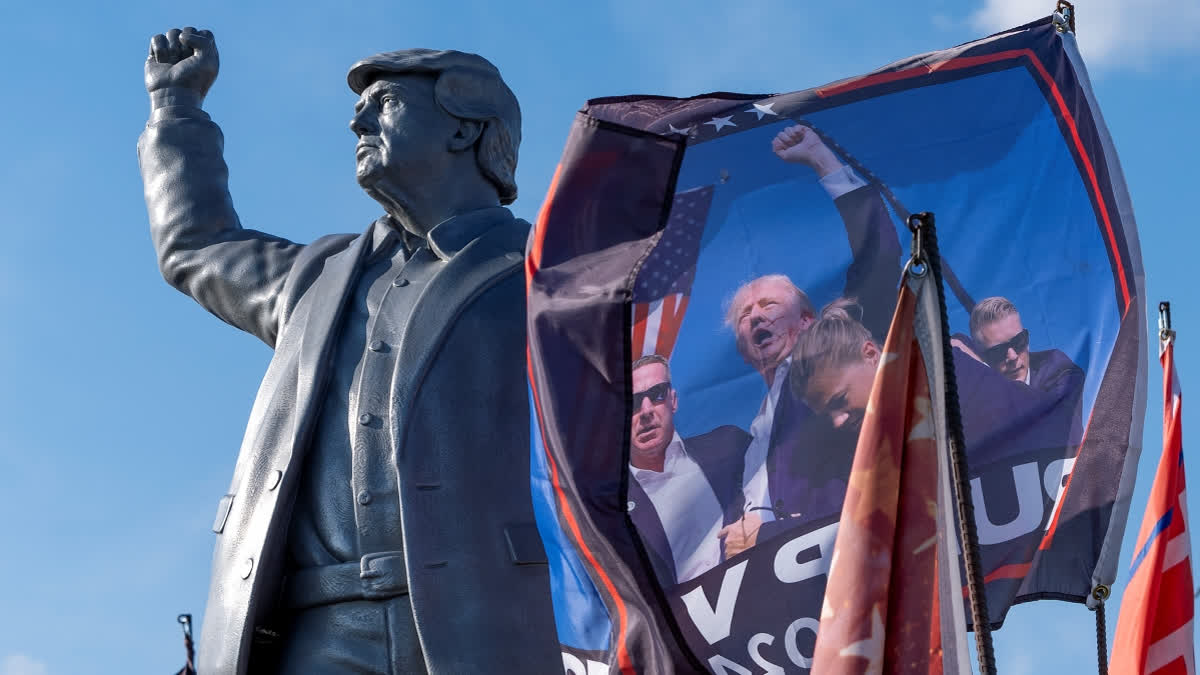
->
[145, 27, 219, 109]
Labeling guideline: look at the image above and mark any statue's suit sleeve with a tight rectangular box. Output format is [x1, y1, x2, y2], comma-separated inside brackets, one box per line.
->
[138, 106, 304, 348]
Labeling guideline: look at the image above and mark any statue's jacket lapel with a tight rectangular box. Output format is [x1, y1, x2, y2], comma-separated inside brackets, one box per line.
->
[198, 226, 370, 674]
[386, 220, 526, 464]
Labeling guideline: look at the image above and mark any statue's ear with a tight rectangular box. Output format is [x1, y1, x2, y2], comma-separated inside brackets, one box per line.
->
[448, 119, 484, 153]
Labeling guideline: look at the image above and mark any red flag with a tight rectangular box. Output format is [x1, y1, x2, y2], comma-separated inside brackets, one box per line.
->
[1111, 336, 1194, 674]
[811, 279, 967, 674]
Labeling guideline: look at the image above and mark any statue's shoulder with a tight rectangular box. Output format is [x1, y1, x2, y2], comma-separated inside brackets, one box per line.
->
[306, 231, 361, 257]
[484, 215, 531, 256]
[290, 231, 361, 274]
[277, 231, 363, 320]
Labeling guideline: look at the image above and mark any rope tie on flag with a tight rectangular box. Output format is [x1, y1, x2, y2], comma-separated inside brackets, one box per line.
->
[1091, 585, 1110, 675]
[907, 212, 998, 675]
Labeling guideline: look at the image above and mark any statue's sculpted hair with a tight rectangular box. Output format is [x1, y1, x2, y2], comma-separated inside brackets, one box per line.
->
[348, 49, 522, 205]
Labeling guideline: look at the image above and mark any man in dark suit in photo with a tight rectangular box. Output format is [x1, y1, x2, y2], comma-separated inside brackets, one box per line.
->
[959, 295, 1087, 456]
[969, 296, 1085, 400]
[627, 355, 750, 587]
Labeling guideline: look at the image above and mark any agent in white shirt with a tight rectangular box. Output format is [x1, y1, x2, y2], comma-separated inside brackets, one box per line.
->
[628, 355, 750, 585]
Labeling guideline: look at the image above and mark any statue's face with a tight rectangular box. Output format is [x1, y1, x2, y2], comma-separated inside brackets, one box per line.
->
[351, 73, 458, 194]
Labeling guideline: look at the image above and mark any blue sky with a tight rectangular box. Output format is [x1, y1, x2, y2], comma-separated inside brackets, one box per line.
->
[0, 1, 1196, 673]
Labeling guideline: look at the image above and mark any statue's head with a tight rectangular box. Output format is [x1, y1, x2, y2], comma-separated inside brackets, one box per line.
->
[347, 49, 521, 206]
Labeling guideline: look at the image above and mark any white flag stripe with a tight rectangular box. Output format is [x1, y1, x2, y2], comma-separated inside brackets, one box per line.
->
[1163, 488, 1190, 573]
[1163, 532, 1190, 573]
[640, 298, 665, 358]
[1145, 619, 1196, 675]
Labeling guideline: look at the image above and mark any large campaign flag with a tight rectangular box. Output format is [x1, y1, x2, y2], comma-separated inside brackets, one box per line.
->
[810, 271, 969, 674]
[527, 14, 1145, 673]
[1111, 334, 1193, 674]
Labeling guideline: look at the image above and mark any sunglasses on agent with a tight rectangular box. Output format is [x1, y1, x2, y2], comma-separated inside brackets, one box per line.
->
[981, 328, 1030, 367]
[632, 382, 671, 409]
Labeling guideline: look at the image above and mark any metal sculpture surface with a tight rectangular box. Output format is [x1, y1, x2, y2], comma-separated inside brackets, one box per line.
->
[139, 26, 557, 674]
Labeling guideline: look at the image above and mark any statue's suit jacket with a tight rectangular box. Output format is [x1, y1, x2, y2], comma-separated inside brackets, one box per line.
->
[139, 111, 558, 674]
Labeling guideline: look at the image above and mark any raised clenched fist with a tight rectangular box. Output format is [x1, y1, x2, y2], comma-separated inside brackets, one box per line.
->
[771, 124, 841, 178]
[145, 27, 219, 106]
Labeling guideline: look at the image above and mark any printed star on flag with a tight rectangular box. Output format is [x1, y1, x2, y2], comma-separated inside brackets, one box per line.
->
[846, 436, 901, 527]
[745, 102, 778, 120]
[907, 395, 935, 443]
[704, 116, 736, 131]
[668, 123, 693, 136]
[838, 605, 885, 675]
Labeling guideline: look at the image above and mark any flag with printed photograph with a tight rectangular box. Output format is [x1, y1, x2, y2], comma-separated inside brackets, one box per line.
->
[527, 13, 1146, 672]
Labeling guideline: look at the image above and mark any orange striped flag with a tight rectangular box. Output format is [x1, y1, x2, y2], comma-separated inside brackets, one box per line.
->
[1111, 332, 1193, 674]
[811, 275, 968, 674]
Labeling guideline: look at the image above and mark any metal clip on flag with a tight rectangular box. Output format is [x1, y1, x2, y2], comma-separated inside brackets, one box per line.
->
[174, 614, 196, 675]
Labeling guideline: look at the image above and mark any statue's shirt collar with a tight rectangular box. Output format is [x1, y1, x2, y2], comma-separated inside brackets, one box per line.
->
[369, 206, 514, 263]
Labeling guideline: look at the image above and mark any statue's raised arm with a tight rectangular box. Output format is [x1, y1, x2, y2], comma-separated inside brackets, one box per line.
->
[139, 27, 304, 347]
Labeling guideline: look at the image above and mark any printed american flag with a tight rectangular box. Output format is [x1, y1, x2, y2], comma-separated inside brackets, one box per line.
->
[1111, 336, 1194, 675]
[811, 276, 968, 675]
[631, 185, 712, 360]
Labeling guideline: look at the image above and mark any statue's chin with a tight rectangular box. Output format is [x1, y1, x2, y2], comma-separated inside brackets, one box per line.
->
[355, 163, 379, 187]
[358, 179, 404, 216]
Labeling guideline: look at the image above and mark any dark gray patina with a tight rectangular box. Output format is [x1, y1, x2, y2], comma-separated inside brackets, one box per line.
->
[139, 27, 558, 674]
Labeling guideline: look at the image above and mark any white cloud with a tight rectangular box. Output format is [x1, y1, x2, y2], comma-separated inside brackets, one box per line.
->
[970, 0, 1200, 69]
[1, 654, 47, 675]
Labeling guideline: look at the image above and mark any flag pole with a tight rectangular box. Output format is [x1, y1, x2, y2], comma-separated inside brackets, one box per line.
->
[907, 212, 997, 675]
